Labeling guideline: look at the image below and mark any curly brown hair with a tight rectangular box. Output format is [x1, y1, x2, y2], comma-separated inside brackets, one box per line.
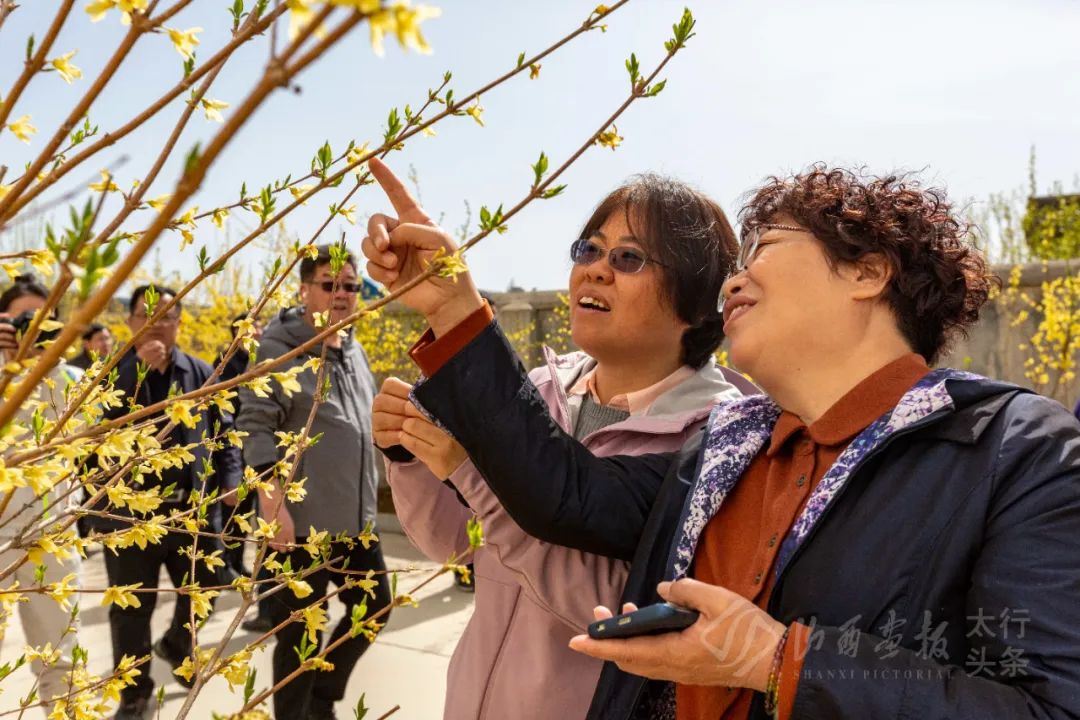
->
[738, 165, 995, 364]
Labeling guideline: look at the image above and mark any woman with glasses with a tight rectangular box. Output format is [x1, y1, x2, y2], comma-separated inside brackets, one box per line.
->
[364, 160, 1080, 720]
[371, 173, 754, 720]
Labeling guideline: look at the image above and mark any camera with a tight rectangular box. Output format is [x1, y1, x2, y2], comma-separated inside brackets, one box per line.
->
[0, 310, 60, 344]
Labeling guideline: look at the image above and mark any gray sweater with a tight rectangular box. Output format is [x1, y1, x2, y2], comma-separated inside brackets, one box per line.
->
[236, 307, 379, 535]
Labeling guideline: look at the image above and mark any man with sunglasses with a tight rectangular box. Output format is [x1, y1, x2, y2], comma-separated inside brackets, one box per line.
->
[236, 244, 391, 720]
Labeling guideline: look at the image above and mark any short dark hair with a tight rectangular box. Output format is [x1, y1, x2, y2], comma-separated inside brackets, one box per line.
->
[230, 311, 261, 338]
[82, 322, 107, 341]
[128, 284, 181, 315]
[0, 274, 49, 313]
[579, 174, 738, 369]
[738, 165, 994, 364]
[299, 244, 358, 283]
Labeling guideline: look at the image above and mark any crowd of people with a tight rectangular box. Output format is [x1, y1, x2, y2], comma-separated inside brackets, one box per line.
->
[0, 248, 390, 720]
[3, 156, 1080, 720]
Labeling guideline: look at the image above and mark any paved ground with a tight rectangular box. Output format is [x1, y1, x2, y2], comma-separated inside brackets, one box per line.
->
[0, 515, 472, 719]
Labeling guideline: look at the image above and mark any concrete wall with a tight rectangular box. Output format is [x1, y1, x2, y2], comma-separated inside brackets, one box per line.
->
[946, 261, 1078, 406]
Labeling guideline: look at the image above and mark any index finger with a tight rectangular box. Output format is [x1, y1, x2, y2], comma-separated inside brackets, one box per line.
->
[369, 157, 429, 221]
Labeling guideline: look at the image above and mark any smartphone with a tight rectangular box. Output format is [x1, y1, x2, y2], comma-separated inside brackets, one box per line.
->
[588, 602, 700, 640]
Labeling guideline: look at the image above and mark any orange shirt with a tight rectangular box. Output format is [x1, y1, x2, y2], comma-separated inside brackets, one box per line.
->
[677, 353, 930, 720]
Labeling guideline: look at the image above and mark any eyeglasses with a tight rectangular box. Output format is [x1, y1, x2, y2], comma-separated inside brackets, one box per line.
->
[718, 223, 815, 313]
[734, 223, 814, 272]
[308, 280, 361, 293]
[570, 238, 662, 274]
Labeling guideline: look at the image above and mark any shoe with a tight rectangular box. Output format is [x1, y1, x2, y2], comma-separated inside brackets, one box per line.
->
[241, 613, 274, 633]
[454, 566, 475, 593]
[152, 637, 195, 689]
[113, 696, 149, 719]
[308, 697, 338, 720]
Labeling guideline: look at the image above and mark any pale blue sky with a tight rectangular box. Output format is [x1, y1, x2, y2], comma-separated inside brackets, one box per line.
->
[2, 0, 1079, 292]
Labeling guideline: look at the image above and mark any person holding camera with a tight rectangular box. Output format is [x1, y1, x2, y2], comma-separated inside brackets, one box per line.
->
[0, 275, 83, 717]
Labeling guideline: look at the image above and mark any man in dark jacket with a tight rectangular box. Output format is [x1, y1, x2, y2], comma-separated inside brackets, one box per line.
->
[362, 158, 1080, 720]
[89, 285, 243, 720]
[69, 322, 113, 370]
[237, 244, 391, 720]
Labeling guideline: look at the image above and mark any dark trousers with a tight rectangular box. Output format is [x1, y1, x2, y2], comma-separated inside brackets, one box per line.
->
[269, 539, 392, 719]
[222, 492, 275, 619]
[222, 491, 256, 574]
[102, 526, 222, 703]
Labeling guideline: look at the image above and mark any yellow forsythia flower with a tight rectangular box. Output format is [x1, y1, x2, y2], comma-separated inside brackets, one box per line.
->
[189, 588, 219, 619]
[289, 184, 316, 205]
[165, 26, 203, 61]
[7, 115, 37, 143]
[101, 584, 143, 609]
[301, 602, 328, 642]
[200, 97, 229, 123]
[287, 577, 313, 599]
[211, 207, 229, 228]
[50, 50, 83, 83]
[85, 0, 115, 22]
[596, 125, 623, 150]
[89, 170, 120, 192]
[165, 399, 199, 429]
[465, 101, 484, 127]
[368, 2, 441, 56]
[44, 573, 78, 612]
[146, 193, 171, 211]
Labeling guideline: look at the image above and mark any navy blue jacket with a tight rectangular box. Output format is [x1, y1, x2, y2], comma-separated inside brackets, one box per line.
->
[414, 322, 1080, 720]
[87, 347, 243, 532]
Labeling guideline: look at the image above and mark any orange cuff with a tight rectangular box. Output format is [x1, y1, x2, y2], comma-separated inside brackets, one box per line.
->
[776, 622, 811, 720]
[409, 301, 494, 377]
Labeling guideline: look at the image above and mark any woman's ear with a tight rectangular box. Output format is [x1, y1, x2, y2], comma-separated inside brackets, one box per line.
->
[847, 252, 893, 301]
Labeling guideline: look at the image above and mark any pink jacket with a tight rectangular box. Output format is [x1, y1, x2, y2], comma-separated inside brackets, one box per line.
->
[386, 348, 749, 720]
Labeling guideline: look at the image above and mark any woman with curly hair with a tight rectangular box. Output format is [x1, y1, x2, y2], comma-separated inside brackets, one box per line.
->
[363, 160, 1080, 720]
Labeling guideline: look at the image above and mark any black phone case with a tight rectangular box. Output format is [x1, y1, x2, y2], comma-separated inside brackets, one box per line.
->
[587, 602, 700, 639]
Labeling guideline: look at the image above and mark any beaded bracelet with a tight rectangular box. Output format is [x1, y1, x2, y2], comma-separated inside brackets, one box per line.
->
[763, 624, 792, 717]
